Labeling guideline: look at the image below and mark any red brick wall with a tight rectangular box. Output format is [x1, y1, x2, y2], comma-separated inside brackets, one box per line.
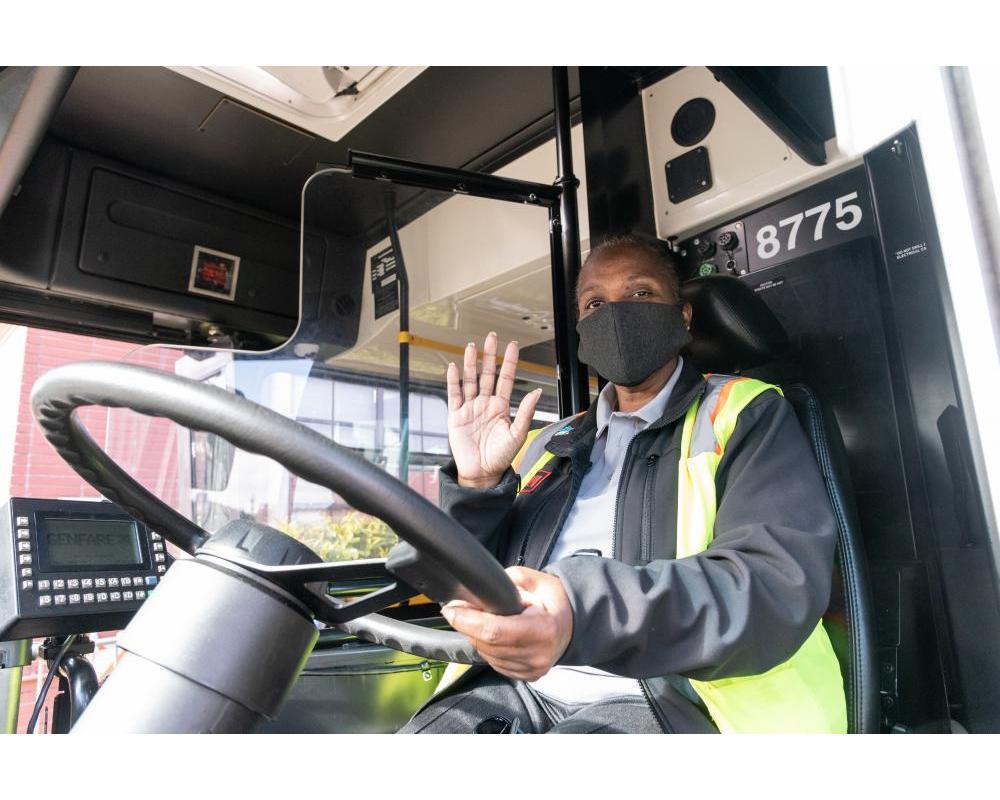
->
[9, 329, 182, 503]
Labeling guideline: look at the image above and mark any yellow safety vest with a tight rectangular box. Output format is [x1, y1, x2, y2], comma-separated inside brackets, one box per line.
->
[674, 374, 846, 733]
[440, 374, 847, 732]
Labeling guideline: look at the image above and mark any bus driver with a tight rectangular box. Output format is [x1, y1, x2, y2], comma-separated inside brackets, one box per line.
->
[400, 234, 847, 734]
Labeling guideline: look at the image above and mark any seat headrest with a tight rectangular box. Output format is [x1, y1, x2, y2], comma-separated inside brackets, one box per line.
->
[679, 275, 789, 373]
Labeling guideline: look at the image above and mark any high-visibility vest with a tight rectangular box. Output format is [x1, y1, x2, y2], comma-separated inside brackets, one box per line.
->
[509, 374, 847, 733]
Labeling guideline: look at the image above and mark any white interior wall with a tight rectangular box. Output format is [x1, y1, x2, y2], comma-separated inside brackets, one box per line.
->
[332, 123, 588, 384]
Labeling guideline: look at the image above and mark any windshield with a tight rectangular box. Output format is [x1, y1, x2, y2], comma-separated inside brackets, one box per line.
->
[102, 167, 571, 562]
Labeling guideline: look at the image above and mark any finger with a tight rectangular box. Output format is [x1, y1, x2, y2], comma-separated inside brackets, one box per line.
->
[482, 656, 541, 681]
[505, 565, 542, 593]
[462, 342, 478, 403]
[479, 331, 498, 397]
[446, 362, 462, 411]
[510, 388, 543, 444]
[441, 598, 478, 611]
[442, 604, 518, 647]
[495, 340, 520, 403]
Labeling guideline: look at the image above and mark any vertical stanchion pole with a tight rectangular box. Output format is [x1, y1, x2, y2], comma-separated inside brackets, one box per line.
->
[550, 67, 590, 416]
[384, 190, 411, 483]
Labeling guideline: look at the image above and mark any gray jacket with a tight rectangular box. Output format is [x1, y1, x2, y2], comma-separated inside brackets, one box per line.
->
[437, 357, 838, 730]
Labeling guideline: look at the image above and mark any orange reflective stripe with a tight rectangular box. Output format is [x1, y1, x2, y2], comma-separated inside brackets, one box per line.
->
[710, 377, 749, 454]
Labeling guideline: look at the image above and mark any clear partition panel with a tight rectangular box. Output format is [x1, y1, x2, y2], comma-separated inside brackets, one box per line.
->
[104, 168, 564, 563]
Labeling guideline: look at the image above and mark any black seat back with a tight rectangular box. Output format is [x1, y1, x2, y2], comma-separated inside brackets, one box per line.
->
[782, 384, 880, 733]
[680, 275, 880, 733]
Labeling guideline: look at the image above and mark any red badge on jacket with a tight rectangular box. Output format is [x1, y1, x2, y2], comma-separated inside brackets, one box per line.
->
[520, 469, 552, 495]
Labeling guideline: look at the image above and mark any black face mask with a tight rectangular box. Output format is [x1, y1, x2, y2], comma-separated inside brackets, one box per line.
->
[576, 301, 691, 387]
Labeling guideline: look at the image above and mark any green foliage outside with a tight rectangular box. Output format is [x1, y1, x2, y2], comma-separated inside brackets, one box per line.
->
[279, 511, 398, 562]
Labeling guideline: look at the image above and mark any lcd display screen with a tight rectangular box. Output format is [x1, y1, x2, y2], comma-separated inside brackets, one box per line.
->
[40, 517, 142, 568]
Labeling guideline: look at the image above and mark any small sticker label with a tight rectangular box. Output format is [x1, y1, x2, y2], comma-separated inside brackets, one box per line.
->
[894, 242, 928, 261]
[188, 245, 240, 301]
[370, 246, 400, 320]
[753, 276, 785, 293]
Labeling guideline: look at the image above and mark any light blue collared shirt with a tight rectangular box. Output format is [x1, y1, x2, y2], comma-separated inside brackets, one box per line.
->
[531, 356, 685, 704]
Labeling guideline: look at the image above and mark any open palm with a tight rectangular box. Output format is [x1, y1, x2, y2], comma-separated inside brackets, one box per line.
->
[447, 332, 542, 489]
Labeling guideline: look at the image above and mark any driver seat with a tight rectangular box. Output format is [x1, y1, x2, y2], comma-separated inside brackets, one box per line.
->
[679, 274, 880, 734]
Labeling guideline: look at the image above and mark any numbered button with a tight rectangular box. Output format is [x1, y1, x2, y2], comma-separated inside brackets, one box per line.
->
[17, 529, 30, 540]
[18, 554, 32, 565]
[37, 579, 50, 591]
[82, 593, 95, 603]
[96, 592, 108, 603]
[17, 541, 31, 552]
[156, 565, 166, 574]
[135, 590, 146, 600]
[132, 576, 143, 586]
[81, 578, 93, 589]
[108, 577, 120, 588]
[21, 567, 32, 578]
[109, 591, 122, 602]
[38, 595, 52, 607]
[16, 516, 30, 526]
[120, 577, 132, 587]
[122, 590, 134, 601]
[54, 595, 67, 605]
[68, 594, 81, 604]
[22, 579, 33, 590]
[67, 579, 80, 590]
[52, 579, 65, 590]
[95, 577, 107, 588]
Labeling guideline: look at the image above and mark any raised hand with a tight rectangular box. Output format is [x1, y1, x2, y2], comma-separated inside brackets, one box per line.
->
[447, 331, 543, 489]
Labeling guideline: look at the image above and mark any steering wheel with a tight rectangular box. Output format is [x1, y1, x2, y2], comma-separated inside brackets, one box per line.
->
[31, 360, 522, 665]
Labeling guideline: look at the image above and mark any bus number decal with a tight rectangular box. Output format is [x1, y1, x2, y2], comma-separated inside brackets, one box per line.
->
[756, 191, 864, 261]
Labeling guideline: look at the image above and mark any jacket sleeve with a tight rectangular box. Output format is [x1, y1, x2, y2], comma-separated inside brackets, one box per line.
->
[544, 390, 838, 680]
[434, 460, 519, 560]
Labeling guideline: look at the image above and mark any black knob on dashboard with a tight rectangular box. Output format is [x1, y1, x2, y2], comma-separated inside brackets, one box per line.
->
[718, 231, 740, 251]
[694, 237, 716, 258]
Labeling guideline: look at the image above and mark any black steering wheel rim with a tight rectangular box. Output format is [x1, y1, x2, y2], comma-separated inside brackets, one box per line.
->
[30, 360, 519, 663]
